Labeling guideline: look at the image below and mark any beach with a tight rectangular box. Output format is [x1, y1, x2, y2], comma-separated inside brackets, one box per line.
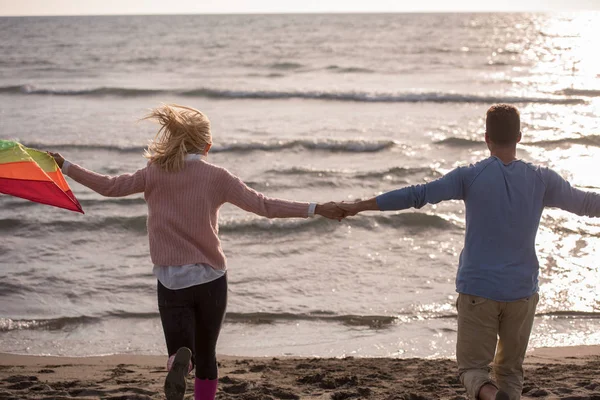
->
[2, 13, 600, 359]
[1, 346, 600, 399]
[2, 11, 600, 400]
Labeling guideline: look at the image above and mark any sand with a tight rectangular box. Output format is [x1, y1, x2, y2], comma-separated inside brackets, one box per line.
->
[0, 346, 599, 399]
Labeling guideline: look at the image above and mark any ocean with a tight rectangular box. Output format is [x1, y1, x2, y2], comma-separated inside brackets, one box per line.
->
[1, 13, 599, 358]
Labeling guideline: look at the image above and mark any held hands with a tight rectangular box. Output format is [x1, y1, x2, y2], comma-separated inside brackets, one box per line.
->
[315, 202, 346, 221]
[315, 201, 364, 221]
[47, 151, 65, 168]
[334, 201, 361, 217]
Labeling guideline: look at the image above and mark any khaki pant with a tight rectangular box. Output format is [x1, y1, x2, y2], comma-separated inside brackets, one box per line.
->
[456, 293, 539, 400]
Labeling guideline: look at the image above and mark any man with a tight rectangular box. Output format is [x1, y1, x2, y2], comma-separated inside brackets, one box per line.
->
[337, 104, 600, 400]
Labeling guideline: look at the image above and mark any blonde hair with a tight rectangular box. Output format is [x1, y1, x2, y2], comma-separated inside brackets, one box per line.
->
[143, 104, 212, 172]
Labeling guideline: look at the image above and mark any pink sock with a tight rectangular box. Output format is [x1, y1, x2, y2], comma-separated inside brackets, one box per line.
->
[194, 378, 218, 400]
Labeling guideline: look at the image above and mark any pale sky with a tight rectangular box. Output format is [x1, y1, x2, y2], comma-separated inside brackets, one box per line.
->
[1, 0, 599, 16]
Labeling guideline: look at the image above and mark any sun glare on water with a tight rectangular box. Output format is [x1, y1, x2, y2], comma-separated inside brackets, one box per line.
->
[525, 13, 600, 94]
[513, 13, 600, 341]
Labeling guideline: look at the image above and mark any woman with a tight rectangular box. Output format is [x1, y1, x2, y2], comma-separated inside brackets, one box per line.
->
[49, 104, 344, 400]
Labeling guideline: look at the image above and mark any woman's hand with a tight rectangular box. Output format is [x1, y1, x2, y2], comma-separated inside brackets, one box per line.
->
[336, 198, 379, 216]
[47, 151, 65, 168]
[335, 201, 361, 217]
[315, 202, 346, 221]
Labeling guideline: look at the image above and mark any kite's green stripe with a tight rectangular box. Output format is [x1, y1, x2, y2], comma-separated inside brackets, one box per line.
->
[0, 143, 33, 164]
[0, 140, 18, 150]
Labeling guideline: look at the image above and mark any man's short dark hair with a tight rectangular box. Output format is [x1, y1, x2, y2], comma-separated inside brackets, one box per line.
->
[486, 104, 520, 145]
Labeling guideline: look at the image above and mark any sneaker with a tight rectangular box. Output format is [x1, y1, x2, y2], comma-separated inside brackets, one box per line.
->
[164, 347, 192, 400]
[495, 389, 510, 400]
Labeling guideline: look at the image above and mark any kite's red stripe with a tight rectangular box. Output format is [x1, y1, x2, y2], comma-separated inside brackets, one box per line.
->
[0, 177, 84, 213]
[47, 169, 71, 192]
[64, 189, 83, 209]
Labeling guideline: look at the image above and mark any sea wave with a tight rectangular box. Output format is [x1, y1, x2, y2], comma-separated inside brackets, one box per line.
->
[0, 212, 462, 236]
[537, 311, 600, 318]
[0, 84, 163, 97]
[0, 218, 22, 231]
[0, 215, 148, 235]
[0, 84, 586, 104]
[214, 139, 397, 153]
[357, 166, 441, 179]
[434, 137, 483, 147]
[22, 139, 397, 154]
[326, 65, 375, 73]
[225, 312, 398, 328]
[180, 88, 585, 104]
[3, 310, 598, 332]
[557, 88, 600, 97]
[269, 62, 304, 70]
[435, 135, 600, 148]
[0, 316, 100, 332]
[219, 212, 459, 234]
[20, 142, 143, 153]
[0, 60, 55, 67]
[268, 166, 440, 180]
[0, 197, 146, 209]
[0, 313, 398, 331]
[526, 136, 600, 148]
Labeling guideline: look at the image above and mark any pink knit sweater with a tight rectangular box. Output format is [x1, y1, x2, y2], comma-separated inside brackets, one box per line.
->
[65, 159, 310, 269]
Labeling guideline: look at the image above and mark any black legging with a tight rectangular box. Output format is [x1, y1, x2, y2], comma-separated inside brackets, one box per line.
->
[157, 274, 227, 380]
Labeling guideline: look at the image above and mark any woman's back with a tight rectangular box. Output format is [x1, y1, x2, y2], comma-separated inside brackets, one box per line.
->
[145, 157, 232, 268]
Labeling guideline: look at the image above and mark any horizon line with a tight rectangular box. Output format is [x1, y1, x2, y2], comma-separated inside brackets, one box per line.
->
[1, 9, 597, 18]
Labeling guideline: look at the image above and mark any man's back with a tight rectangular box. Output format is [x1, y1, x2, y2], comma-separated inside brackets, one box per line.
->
[460, 157, 547, 301]
[376, 156, 600, 301]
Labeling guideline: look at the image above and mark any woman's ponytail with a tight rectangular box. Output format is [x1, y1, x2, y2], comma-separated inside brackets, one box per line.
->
[143, 104, 212, 172]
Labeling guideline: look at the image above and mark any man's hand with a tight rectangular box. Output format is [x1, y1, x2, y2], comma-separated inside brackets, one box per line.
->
[335, 198, 379, 216]
[335, 201, 361, 217]
[315, 202, 346, 221]
[47, 151, 65, 168]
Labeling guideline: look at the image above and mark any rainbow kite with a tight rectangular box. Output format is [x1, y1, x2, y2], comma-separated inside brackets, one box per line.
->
[0, 140, 83, 213]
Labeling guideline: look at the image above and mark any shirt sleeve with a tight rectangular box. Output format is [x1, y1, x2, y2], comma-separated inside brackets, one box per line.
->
[308, 202, 317, 217]
[64, 161, 146, 197]
[542, 168, 600, 217]
[62, 160, 72, 174]
[224, 172, 310, 218]
[376, 167, 465, 211]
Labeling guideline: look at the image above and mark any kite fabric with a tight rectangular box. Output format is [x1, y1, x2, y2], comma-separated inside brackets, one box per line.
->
[0, 140, 83, 213]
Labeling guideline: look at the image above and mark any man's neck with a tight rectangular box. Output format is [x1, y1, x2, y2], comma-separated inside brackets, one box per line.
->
[490, 147, 517, 164]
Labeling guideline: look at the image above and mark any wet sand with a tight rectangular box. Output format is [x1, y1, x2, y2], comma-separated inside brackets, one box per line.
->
[0, 346, 599, 399]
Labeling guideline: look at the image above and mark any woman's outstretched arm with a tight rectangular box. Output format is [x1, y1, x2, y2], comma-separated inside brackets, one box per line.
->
[49, 152, 146, 197]
[224, 172, 344, 220]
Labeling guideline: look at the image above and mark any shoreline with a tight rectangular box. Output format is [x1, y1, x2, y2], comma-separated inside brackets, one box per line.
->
[1, 345, 599, 399]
